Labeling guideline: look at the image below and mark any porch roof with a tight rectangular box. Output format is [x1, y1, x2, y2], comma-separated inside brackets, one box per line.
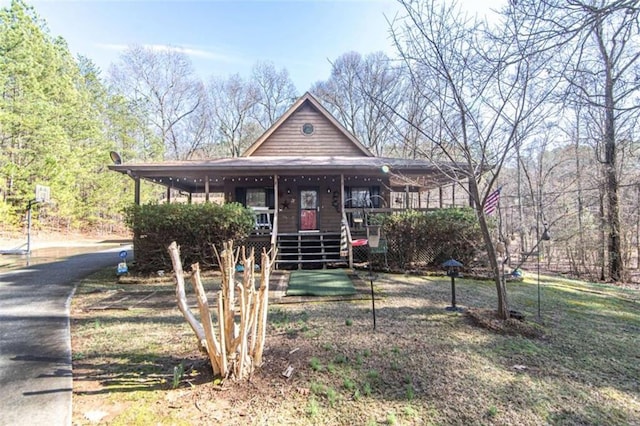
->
[108, 155, 467, 193]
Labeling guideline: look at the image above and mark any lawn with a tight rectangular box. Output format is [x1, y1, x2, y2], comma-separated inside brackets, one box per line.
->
[70, 268, 640, 425]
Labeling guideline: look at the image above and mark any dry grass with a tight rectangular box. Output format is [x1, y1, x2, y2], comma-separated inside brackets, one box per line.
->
[70, 268, 640, 425]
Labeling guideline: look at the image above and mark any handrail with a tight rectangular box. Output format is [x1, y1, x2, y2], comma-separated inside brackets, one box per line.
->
[270, 208, 278, 250]
[344, 207, 438, 214]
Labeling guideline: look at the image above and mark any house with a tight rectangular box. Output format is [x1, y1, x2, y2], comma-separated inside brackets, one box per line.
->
[109, 92, 470, 269]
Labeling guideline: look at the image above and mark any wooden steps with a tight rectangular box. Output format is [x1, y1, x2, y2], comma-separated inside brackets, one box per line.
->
[275, 232, 344, 270]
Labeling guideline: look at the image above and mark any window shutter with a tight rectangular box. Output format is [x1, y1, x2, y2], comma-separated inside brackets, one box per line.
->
[344, 186, 352, 208]
[235, 187, 246, 206]
[266, 188, 275, 209]
[371, 186, 381, 208]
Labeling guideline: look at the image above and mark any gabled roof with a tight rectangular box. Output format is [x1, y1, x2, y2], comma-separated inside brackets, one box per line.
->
[242, 92, 373, 157]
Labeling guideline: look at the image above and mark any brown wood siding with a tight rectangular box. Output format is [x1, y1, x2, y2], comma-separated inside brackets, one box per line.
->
[278, 190, 298, 233]
[277, 182, 342, 233]
[225, 177, 374, 234]
[320, 188, 341, 232]
[251, 104, 367, 157]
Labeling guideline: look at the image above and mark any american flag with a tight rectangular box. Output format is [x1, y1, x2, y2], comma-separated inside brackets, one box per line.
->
[483, 187, 502, 215]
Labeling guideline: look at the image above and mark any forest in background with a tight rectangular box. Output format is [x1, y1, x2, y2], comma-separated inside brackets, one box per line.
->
[1, 0, 639, 283]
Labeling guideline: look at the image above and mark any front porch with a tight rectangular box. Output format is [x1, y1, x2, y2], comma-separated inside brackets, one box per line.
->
[109, 93, 473, 271]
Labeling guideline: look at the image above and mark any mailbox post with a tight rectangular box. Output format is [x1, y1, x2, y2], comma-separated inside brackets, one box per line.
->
[442, 258, 463, 312]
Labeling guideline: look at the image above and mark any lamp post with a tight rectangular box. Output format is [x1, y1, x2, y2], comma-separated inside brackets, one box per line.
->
[366, 224, 381, 330]
[442, 258, 464, 311]
[537, 222, 551, 318]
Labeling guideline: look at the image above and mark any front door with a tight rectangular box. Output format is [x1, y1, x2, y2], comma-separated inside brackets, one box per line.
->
[299, 189, 319, 231]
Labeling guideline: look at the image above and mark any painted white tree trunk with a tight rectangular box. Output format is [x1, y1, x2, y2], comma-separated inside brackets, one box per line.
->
[168, 241, 276, 380]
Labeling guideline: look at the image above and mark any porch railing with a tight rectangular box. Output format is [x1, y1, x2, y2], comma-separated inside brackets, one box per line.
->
[250, 207, 277, 247]
[343, 207, 438, 233]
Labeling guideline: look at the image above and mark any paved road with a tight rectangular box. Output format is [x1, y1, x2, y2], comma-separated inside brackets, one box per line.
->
[0, 248, 129, 426]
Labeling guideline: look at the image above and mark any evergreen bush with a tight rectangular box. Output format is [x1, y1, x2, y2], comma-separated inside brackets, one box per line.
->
[124, 202, 255, 274]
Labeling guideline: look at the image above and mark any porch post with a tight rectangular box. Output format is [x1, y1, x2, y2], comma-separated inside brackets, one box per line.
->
[134, 177, 140, 205]
[272, 174, 279, 250]
[452, 183, 456, 207]
[405, 185, 410, 209]
[205, 176, 210, 202]
[341, 174, 353, 268]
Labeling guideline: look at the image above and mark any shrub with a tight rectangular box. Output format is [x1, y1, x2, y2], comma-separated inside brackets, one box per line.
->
[124, 202, 255, 273]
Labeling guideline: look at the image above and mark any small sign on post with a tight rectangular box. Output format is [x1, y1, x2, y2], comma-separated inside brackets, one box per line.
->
[117, 250, 128, 275]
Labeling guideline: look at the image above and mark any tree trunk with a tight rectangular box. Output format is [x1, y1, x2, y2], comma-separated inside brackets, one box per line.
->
[167, 242, 206, 351]
[604, 113, 622, 281]
[470, 179, 509, 320]
[599, 190, 607, 281]
[597, 13, 623, 282]
[190, 263, 223, 376]
[479, 213, 509, 320]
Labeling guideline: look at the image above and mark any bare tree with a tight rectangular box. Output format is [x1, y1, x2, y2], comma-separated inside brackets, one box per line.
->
[389, 0, 558, 319]
[109, 45, 205, 160]
[358, 52, 405, 156]
[312, 52, 363, 137]
[207, 74, 261, 157]
[312, 51, 403, 156]
[251, 61, 298, 131]
[393, 76, 445, 161]
[524, 0, 640, 282]
[171, 90, 218, 160]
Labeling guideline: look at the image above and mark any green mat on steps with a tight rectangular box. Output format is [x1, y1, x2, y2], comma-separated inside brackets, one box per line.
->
[286, 269, 357, 296]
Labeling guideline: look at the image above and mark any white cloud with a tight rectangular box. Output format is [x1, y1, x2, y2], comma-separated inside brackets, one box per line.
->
[96, 42, 239, 63]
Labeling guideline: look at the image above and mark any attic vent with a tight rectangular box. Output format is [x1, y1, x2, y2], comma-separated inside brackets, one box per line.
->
[302, 123, 314, 136]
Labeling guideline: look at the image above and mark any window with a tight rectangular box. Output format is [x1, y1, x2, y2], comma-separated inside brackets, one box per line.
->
[350, 187, 371, 208]
[236, 187, 274, 208]
[302, 123, 314, 135]
[344, 186, 382, 208]
[246, 188, 267, 207]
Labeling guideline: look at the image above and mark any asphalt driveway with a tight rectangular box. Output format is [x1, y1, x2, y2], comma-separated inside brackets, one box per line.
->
[0, 247, 130, 426]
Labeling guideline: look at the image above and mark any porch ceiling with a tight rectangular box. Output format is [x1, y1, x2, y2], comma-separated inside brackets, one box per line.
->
[108, 156, 468, 193]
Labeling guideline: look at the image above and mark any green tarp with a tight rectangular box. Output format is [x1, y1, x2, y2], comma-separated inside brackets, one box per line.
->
[286, 269, 357, 296]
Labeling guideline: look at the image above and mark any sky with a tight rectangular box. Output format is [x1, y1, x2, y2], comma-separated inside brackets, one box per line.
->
[6, 0, 504, 92]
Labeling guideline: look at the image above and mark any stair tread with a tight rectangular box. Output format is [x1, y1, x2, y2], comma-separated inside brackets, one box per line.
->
[281, 251, 340, 258]
[275, 232, 343, 269]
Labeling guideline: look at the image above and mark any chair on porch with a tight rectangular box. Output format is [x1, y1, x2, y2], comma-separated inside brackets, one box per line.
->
[252, 207, 272, 233]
